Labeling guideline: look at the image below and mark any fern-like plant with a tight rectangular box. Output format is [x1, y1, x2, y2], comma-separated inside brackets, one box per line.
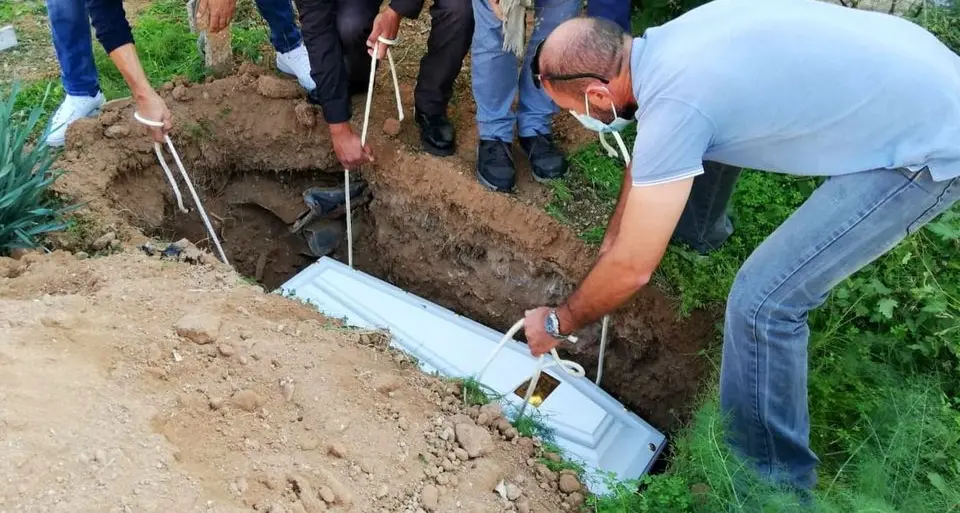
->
[0, 83, 76, 255]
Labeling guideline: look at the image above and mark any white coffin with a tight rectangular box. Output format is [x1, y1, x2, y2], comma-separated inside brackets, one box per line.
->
[279, 257, 665, 493]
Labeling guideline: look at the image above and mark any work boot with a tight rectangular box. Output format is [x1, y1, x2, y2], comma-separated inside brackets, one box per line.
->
[276, 43, 316, 91]
[519, 133, 567, 182]
[476, 140, 516, 193]
[415, 111, 456, 157]
[45, 92, 106, 148]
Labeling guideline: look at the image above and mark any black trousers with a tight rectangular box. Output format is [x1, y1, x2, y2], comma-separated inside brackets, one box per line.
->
[336, 0, 473, 116]
[672, 161, 743, 254]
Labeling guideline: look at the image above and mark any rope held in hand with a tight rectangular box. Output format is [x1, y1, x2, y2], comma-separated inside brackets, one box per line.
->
[134, 112, 230, 266]
[346, 35, 404, 268]
[475, 315, 612, 420]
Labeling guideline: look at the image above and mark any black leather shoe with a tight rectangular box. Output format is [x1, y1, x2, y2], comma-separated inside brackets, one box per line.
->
[476, 140, 515, 193]
[519, 133, 567, 182]
[416, 111, 456, 157]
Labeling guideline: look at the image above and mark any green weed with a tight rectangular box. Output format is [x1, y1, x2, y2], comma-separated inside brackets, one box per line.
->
[0, 83, 78, 254]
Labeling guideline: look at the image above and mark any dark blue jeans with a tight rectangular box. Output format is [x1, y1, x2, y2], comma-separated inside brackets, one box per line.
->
[587, 0, 631, 32]
[46, 0, 303, 96]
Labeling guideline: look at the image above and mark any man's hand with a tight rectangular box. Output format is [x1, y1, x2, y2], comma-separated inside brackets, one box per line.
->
[367, 8, 402, 59]
[524, 307, 560, 357]
[330, 123, 374, 170]
[489, 0, 505, 20]
[206, 0, 237, 33]
[136, 90, 172, 143]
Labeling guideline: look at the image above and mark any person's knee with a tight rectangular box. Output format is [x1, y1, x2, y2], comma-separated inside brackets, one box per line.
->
[46, 0, 81, 21]
[435, 0, 474, 29]
[336, 9, 371, 45]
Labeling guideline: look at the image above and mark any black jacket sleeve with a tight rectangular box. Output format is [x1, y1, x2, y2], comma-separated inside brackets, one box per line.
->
[85, 0, 134, 54]
[389, 0, 426, 19]
[295, 0, 351, 124]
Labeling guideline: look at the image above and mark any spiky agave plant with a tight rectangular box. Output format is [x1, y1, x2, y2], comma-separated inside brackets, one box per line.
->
[0, 83, 76, 255]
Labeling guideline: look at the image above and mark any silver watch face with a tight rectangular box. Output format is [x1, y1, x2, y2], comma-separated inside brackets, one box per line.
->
[545, 310, 560, 337]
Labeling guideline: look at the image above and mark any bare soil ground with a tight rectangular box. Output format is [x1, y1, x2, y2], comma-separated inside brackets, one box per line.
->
[0, 250, 587, 512]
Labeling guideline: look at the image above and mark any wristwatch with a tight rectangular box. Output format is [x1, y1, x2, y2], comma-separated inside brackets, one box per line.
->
[544, 308, 566, 340]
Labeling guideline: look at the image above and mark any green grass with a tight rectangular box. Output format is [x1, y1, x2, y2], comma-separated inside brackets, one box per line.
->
[6, 0, 272, 129]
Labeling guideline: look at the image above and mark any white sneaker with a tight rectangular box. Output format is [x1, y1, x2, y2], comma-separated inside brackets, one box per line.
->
[45, 92, 106, 147]
[276, 43, 317, 91]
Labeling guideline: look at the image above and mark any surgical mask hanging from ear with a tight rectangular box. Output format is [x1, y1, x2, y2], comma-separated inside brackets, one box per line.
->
[570, 93, 633, 163]
[570, 93, 635, 134]
[599, 131, 631, 165]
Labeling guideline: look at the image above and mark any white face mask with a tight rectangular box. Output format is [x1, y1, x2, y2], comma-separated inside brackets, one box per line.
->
[569, 93, 635, 134]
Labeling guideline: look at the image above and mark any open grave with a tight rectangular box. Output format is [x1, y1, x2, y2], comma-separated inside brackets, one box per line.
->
[54, 69, 716, 455]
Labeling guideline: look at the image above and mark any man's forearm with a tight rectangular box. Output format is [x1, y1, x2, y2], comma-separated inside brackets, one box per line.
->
[108, 44, 154, 100]
[604, 165, 633, 243]
[557, 247, 649, 334]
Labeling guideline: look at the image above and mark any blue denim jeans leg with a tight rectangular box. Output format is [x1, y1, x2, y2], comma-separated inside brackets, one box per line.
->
[471, 0, 580, 141]
[254, 0, 303, 53]
[47, 0, 100, 97]
[586, 0, 631, 32]
[720, 167, 960, 491]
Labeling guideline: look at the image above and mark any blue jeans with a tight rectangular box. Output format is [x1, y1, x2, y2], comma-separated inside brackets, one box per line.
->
[45, 0, 303, 97]
[587, 0, 631, 32]
[471, 0, 580, 141]
[720, 167, 960, 491]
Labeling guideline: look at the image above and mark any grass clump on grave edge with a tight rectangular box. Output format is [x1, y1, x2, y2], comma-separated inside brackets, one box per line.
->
[0, 84, 78, 255]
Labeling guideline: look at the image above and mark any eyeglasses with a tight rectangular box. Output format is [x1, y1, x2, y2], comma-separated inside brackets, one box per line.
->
[531, 38, 610, 89]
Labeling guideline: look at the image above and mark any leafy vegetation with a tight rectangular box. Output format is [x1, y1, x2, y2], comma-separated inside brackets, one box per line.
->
[0, 84, 77, 255]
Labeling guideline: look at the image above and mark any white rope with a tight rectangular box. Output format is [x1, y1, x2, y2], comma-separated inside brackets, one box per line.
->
[476, 319, 583, 419]
[345, 36, 404, 269]
[134, 112, 230, 266]
[597, 314, 610, 385]
[475, 313, 613, 417]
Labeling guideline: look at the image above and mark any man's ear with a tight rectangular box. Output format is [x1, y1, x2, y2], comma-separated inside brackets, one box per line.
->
[584, 83, 612, 107]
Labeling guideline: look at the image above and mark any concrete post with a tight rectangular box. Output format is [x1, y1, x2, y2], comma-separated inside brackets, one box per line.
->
[187, 0, 233, 77]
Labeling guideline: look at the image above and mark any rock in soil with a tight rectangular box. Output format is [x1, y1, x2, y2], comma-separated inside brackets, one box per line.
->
[517, 499, 531, 513]
[172, 84, 190, 101]
[506, 483, 522, 501]
[382, 118, 401, 137]
[257, 75, 301, 99]
[294, 102, 316, 127]
[568, 491, 585, 506]
[91, 232, 116, 251]
[104, 124, 130, 138]
[326, 443, 347, 459]
[287, 474, 325, 512]
[175, 313, 221, 344]
[455, 423, 492, 459]
[318, 485, 336, 504]
[217, 343, 235, 357]
[558, 473, 581, 494]
[420, 485, 439, 511]
[232, 389, 264, 412]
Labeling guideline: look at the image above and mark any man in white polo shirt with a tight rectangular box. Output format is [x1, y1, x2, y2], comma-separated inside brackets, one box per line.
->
[521, 0, 960, 492]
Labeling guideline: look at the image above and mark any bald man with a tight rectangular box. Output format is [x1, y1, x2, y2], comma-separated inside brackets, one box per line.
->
[521, 0, 960, 493]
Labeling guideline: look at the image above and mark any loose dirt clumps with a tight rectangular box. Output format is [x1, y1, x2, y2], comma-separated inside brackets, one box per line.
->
[0, 251, 584, 512]
[49, 70, 715, 430]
